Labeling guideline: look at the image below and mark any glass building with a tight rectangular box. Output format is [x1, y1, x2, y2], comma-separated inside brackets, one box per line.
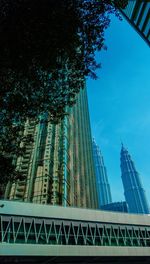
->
[4, 88, 98, 209]
[120, 1, 150, 46]
[92, 139, 112, 208]
[101, 201, 128, 213]
[120, 144, 149, 214]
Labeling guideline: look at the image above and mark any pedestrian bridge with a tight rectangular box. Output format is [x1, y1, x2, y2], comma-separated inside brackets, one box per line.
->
[0, 200, 150, 263]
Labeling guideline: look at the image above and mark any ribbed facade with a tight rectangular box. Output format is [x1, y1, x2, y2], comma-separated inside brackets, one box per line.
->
[5, 88, 98, 209]
[120, 145, 149, 214]
[92, 139, 112, 208]
[101, 201, 128, 213]
[120, 1, 150, 46]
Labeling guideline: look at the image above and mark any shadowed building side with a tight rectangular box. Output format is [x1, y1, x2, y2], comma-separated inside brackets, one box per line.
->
[101, 201, 128, 213]
[120, 144, 149, 214]
[92, 139, 112, 208]
[119, 1, 150, 46]
[4, 88, 98, 209]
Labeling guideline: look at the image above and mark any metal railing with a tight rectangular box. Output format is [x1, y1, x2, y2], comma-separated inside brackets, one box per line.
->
[1, 215, 150, 247]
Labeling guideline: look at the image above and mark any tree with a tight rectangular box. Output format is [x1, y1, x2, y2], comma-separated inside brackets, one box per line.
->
[0, 0, 128, 184]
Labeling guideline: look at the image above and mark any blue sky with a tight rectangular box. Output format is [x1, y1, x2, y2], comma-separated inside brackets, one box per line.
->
[87, 15, 150, 204]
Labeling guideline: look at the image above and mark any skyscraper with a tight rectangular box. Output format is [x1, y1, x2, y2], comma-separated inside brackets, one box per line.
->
[4, 88, 98, 209]
[119, 1, 150, 46]
[101, 201, 128, 213]
[120, 144, 149, 214]
[92, 139, 112, 208]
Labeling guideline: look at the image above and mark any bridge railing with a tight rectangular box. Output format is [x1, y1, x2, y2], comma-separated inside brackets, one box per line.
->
[1, 215, 150, 247]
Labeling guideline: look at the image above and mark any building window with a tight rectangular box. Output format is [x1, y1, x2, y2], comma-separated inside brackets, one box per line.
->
[133, 3, 144, 24]
[138, 4, 150, 30]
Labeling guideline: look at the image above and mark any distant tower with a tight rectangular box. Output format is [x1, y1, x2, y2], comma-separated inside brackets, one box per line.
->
[120, 144, 149, 214]
[92, 139, 112, 208]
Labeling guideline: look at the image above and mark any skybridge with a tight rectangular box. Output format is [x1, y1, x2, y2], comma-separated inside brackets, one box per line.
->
[0, 200, 150, 263]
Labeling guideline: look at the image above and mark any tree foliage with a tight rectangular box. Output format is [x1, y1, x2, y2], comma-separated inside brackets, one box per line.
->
[0, 0, 128, 184]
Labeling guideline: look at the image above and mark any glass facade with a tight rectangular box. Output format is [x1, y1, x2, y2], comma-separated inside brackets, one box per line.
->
[92, 139, 112, 208]
[101, 201, 128, 213]
[120, 1, 150, 46]
[4, 88, 98, 209]
[120, 144, 150, 214]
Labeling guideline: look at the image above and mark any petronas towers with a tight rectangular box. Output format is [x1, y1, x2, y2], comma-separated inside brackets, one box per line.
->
[92, 140, 149, 214]
[120, 144, 149, 214]
[92, 139, 112, 207]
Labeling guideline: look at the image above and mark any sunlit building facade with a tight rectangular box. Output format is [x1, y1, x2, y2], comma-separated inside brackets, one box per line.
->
[120, 1, 150, 46]
[5, 89, 98, 209]
[92, 139, 112, 208]
[120, 144, 149, 214]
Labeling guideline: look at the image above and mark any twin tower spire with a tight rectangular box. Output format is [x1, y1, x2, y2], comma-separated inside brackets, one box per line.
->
[93, 140, 149, 214]
[120, 144, 149, 214]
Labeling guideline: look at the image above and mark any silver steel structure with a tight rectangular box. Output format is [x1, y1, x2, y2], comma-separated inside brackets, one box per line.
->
[120, 144, 150, 214]
[0, 200, 150, 258]
[92, 139, 112, 208]
[1, 214, 150, 247]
